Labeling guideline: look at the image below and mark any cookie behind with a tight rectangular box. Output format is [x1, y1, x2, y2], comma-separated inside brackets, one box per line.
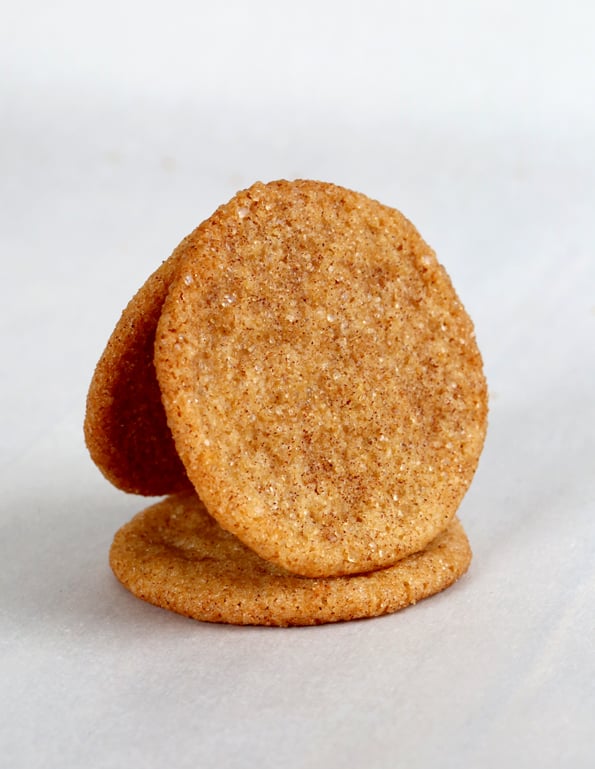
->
[84, 254, 191, 495]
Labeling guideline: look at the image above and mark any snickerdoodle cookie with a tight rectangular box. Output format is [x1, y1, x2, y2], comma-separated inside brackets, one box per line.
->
[110, 491, 472, 627]
[154, 180, 487, 577]
[84, 254, 191, 495]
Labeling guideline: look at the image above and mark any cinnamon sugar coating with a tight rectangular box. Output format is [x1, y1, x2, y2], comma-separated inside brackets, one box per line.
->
[110, 491, 472, 627]
[155, 180, 487, 577]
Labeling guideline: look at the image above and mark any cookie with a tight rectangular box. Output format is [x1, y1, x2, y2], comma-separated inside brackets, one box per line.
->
[84, 253, 192, 495]
[109, 491, 472, 627]
[155, 180, 487, 577]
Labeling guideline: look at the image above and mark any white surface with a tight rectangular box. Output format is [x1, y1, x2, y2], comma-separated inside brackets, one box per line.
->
[1, 2, 594, 767]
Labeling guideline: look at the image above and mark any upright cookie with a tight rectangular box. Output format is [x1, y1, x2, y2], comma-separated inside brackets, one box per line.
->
[84, 254, 192, 495]
[155, 180, 487, 576]
[110, 492, 472, 627]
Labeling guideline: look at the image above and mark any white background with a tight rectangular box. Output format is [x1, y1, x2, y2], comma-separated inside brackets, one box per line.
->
[1, 1, 594, 767]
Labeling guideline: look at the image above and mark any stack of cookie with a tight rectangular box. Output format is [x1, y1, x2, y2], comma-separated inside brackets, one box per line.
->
[85, 180, 487, 626]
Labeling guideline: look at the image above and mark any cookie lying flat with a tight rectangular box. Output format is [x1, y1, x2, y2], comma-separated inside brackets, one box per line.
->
[110, 491, 472, 627]
[155, 180, 487, 577]
[84, 254, 191, 495]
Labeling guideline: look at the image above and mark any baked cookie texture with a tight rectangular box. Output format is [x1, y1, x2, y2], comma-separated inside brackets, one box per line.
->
[84, 253, 192, 495]
[85, 179, 486, 625]
[155, 180, 487, 577]
[110, 492, 472, 627]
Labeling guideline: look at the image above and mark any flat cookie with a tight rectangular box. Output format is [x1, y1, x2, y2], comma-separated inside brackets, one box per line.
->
[155, 180, 487, 577]
[110, 492, 472, 627]
[84, 254, 192, 495]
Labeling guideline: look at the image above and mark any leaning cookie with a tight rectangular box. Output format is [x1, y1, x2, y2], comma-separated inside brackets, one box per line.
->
[84, 253, 192, 495]
[155, 180, 487, 577]
[109, 491, 472, 627]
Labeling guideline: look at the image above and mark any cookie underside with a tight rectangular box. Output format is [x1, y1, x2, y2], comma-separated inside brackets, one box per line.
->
[109, 492, 472, 627]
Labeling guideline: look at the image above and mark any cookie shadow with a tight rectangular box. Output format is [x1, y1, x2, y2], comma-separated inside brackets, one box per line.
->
[460, 385, 592, 573]
[2, 488, 203, 638]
